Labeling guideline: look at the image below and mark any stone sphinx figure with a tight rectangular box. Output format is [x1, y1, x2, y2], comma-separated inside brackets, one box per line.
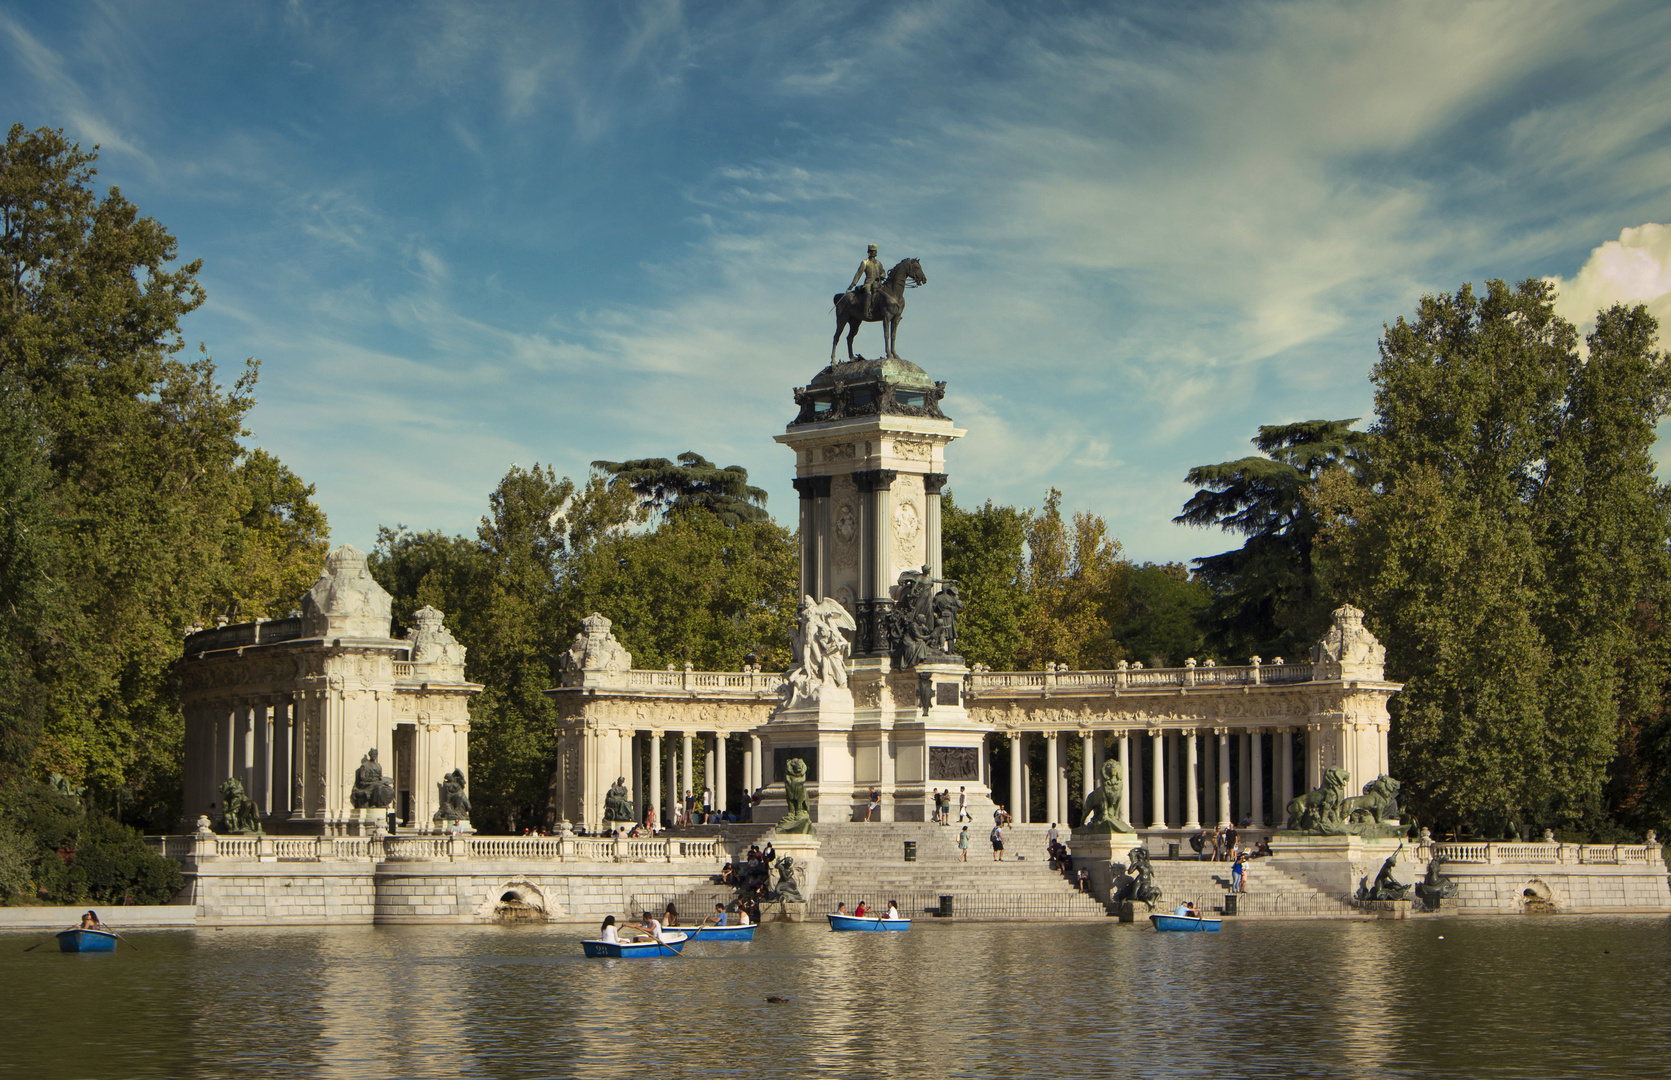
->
[218, 777, 262, 834]
[349, 748, 395, 810]
[435, 769, 471, 823]
[1077, 759, 1131, 834]
[771, 856, 806, 904]
[602, 776, 635, 825]
[1356, 846, 1412, 903]
[775, 757, 816, 835]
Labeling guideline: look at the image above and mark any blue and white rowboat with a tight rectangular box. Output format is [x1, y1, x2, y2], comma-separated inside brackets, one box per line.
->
[686, 923, 756, 942]
[1150, 914, 1221, 932]
[56, 929, 119, 953]
[581, 931, 688, 958]
[827, 913, 910, 932]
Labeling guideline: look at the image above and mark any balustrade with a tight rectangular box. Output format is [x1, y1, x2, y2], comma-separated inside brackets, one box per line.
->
[155, 831, 726, 865]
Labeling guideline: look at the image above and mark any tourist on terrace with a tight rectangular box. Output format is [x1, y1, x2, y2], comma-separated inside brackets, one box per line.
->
[645, 806, 658, 834]
[958, 786, 973, 822]
[600, 915, 620, 944]
[1047, 822, 1060, 848]
[761, 840, 776, 864]
[1253, 837, 1274, 858]
[958, 825, 971, 861]
[990, 824, 1006, 861]
[865, 786, 880, 821]
[1231, 854, 1247, 894]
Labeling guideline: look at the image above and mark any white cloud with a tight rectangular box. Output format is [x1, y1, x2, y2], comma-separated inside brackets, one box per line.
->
[1550, 223, 1671, 333]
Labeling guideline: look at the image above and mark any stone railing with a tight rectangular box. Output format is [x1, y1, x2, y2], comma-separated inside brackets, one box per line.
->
[967, 661, 1315, 696]
[148, 833, 725, 866]
[624, 668, 783, 694]
[1420, 840, 1663, 866]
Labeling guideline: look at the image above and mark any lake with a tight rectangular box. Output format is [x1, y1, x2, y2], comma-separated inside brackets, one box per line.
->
[6, 917, 1669, 1079]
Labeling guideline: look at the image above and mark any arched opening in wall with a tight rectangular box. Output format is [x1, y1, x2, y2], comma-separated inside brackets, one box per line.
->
[476, 880, 552, 923]
[1519, 879, 1558, 915]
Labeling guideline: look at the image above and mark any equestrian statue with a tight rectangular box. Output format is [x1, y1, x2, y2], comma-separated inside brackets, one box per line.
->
[832, 243, 926, 362]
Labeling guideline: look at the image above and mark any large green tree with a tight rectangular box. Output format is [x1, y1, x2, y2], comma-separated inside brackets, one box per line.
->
[1178, 419, 1368, 660]
[940, 493, 1029, 669]
[1017, 489, 1122, 670]
[1322, 280, 1670, 834]
[592, 451, 769, 526]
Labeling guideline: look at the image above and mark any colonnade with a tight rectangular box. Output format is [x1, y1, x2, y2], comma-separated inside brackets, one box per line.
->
[614, 729, 768, 826]
[998, 727, 1305, 831]
[183, 693, 315, 822]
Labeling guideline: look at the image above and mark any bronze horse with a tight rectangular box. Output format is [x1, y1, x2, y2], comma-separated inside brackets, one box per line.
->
[831, 258, 925, 362]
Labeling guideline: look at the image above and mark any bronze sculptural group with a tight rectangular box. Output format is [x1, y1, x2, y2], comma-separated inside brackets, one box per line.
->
[349, 748, 395, 811]
[1356, 845, 1412, 903]
[217, 777, 262, 834]
[1112, 845, 1162, 908]
[886, 565, 962, 670]
[1077, 759, 1131, 834]
[783, 595, 857, 709]
[435, 768, 470, 823]
[602, 776, 635, 825]
[1415, 851, 1459, 909]
[831, 246, 926, 362]
[1284, 770, 1404, 837]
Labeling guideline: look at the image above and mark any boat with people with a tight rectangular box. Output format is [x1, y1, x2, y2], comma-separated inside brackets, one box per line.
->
[686, 922, 756, 942]
[581, 930, 688, 957]
[1149, 913, 1222, 932]
[56, 929, 120, 953]
[827, 912, 911, 932]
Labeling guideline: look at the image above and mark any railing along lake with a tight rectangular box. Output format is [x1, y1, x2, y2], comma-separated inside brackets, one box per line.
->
[1419, 840, 1662, 866]
[147, 832, 724, 866]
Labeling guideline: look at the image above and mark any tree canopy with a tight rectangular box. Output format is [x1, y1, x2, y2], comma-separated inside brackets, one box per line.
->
[592, 451, 769, 526]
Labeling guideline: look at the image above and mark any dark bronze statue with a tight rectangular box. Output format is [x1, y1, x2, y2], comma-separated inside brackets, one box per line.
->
[771, 856, 805, 904]
[1356, 845, 1412, 903]
[350, 748, 395, 810]
[434, 768, 470, 822]
[1415, 851, 1459, 909]
[776, 757, 816, 835]
[886, 565, 962, 670]
[1077, 759, 1131, 834]
[218, 777, 262, 834]
[831, 255, 926, 361]
[1112, 845, 1162, 908]
[602, 776, 635, 824]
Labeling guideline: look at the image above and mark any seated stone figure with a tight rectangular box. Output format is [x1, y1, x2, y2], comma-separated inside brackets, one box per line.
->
[435, 769, 471, 823]
[350, 748, 395, 810]
[1415, 852, 1459, 908]
[602, 777, 635, 824]
[771, 856, 805, 904]
[1356, 847, 1412, 903]
[1112, 845, 1162, 908]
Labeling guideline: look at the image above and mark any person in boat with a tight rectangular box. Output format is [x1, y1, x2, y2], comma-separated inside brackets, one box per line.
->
[884, 900, 901, 920]
[736, 904, 752, 926]
[835, 902, 848, 916]
[713, 902, 728, 926]
[1174, 901, 1192, 917]
[639, 910, 664, 943]
[79, 910, 102, 929]
[600, 915, 620, 944]
[854, 901, 868, 917]
[663, 903, 680, 927]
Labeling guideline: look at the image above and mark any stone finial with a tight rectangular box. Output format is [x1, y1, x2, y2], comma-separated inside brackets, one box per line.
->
[1310, 603, 1387, 681]
[559, 613, 633, 687]
[300, 544, 395, 640]
[405, 604, 468, 679]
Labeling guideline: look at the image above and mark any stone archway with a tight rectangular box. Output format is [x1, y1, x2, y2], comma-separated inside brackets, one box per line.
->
[1518, 878, 1558, 914]
[475, 879, 557, 922]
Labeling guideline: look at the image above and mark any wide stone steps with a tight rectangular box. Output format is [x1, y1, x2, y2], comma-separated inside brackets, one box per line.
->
[1146, 857, 1356, 918]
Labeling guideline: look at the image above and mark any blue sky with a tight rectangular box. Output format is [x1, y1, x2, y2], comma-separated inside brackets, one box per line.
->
[6, 0, 1671, 564]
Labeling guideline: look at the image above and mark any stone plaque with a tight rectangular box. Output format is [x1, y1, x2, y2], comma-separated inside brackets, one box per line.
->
[936, 682, 960, 707]
[929, 746, 978, 781]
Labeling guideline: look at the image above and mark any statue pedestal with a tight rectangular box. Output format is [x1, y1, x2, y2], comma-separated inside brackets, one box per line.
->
[768, 900, 809, 923]
[1363, 899, 1412, 920]
[757, 686, 855, 824]
[1069, 829, 1142, 910]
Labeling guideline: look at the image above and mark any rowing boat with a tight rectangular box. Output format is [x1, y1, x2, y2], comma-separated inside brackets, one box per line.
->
[581, 930, 688, 958]
[1149, 913, 1221, 932]
[827, 913, 910, 932]
[56, 929, 119, 953]
[685, 923, 756, 942]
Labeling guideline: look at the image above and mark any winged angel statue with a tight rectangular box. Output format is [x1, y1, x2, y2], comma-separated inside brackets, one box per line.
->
[784, 596, 856, 709]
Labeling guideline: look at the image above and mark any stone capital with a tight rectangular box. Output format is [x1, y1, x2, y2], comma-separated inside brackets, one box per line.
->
[922, 472, 949, 495]
[852, 468, 898, 493]
[792, 475, 833, 499]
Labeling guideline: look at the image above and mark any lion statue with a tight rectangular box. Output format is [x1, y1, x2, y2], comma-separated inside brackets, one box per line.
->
[218, 777, 262, 834]
[775, 757, 816, 835]
[1078, 758, 1131, 834]
[1343, 774, 1402, 825]
[1285, 766, 1351, 833]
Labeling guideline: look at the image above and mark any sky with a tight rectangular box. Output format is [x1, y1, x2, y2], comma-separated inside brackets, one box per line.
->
[5, 0, 1671, 565]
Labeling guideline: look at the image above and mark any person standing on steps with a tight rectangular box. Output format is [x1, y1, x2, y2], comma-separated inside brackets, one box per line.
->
[958, 786, 972, 822]
[958, 825, 971, 861]
[990, 823, 1006, 861]
[865, 786, 880, 822]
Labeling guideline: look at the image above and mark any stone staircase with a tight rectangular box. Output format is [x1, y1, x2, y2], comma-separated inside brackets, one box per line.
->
[1146, 855, 1357, 919]
[806, 822, 1111, 921]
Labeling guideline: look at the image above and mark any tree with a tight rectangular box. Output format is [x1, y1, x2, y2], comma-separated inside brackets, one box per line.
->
[1178, 419, 1368, 660]
[592, 452, 769, 526]
[210, 448, 331, 622]
[941, 493, 1029, 669]
[1017, 489, 1121, 670]
[1321, 280, 1671, 834]
[1111, 562, 1213, 667]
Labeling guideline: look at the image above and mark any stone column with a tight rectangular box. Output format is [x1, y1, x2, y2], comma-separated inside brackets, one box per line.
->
[1165, 734, 1180, 827]
[289, 695, 307, 819]
[1149, 730, 1165, 829]
[715, 733, 728, 819]
[1080, 733, 1094, 822]
[682, 732, 694, 811]
[1117, 735, 1131, 825]
[272, 698, 292, 816]
[1239, 732, 1253, 820]
[1279, 728, 1295, 821]
[1184, 731, 1200, 830]
[704, 733, 716, 812]
[647, 732, 662, 827]
[750, 733, 763, 792]
[879, 726, 895, 821]
[1057, 735, 1070, 827]
[923, 472, 948, 582]
[1045, 733, 1059, 829]
[664, 733, 678, 823]
[1217, 730, 1232, 827]
[252, 699, 271, 816]
[1128, 733, 1142, 827]
[1009, 733, 1023, 823]
[793, 476, 832, 599]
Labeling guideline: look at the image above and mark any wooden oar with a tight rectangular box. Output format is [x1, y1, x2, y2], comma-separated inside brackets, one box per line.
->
[24, 924, 80, 951]
[621, 922, 684, 956]
[106, 928, 138, 951]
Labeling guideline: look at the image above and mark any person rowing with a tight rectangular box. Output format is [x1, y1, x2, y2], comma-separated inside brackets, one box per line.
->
[639, 910, 664, 944]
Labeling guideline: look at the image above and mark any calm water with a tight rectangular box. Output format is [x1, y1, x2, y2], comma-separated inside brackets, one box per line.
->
[5, 917, 1669, 1080]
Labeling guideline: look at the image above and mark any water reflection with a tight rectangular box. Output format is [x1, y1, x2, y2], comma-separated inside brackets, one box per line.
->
[5, 917, 1670, 1079]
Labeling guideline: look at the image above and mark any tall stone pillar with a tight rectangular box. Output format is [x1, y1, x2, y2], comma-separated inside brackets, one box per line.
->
[793, 476, 832, 599]
[1279, 728, 1295, 820]
[1217, 730, 1232, 827]
[290, 694, 308, 819]
[1184, 731, 1200, 830]
[1239, 732, 1253, 819]
[1116, 735, 1130, 825]
[715, 734, 728, 818]
[682, 732, 694, 810]
[1149, 730, 1165, 829]
[1165, 734, 1180, 826]
[271, 698, 291, 817]
[664, 733, 678, 823]
[1128, 733, 1142, 827]
[1009, 733, 1023, 823]
[648, 732, 662, 827]
[879, 727, 895, 821]
[252, 699, 271, 816]
[923, 473, 948, 581]
[1250, 732, 1265, 826]
[1080, 733, 1094, 820]
[1045, 734, 1060, 828]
